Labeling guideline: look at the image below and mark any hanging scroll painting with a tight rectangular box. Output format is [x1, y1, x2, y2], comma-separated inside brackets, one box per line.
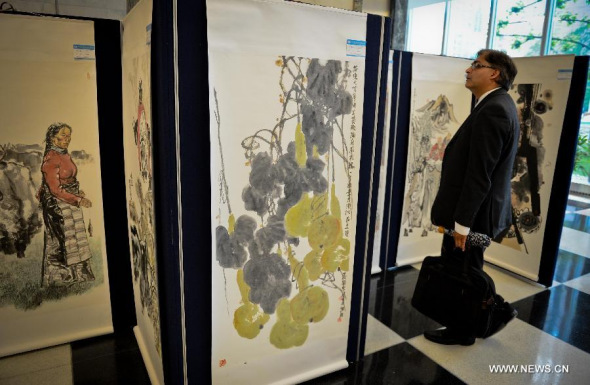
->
[207, 1, 368, 382]
[486, 55, 575, 280]
[122, 0, 163, 383]
[396, 54, 472, 266]
[210, 52, 365, 383]
[0, 14, 112, 357]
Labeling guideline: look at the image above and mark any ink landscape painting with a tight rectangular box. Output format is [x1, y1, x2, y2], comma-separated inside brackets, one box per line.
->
[396, 54, 472, 265]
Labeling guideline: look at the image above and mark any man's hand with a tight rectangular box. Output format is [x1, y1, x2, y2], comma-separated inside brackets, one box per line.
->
[453, 231, 467, 251]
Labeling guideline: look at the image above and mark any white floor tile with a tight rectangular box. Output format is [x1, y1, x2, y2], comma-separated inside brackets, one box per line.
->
[564, 274, 590, 296]
[483, 264, 546, 303]
[364, 314, 404, 356]
[409, 319, 590, 385]
[0, 344, 71, 379]
[559, 228, 590, 258]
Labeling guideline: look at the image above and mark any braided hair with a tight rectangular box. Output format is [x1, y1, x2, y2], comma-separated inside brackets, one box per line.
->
[44, 123, 72, 154]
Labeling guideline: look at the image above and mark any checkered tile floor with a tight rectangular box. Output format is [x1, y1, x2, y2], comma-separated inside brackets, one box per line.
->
[305, 197, 590, 384]
[2, 197, 590, 384]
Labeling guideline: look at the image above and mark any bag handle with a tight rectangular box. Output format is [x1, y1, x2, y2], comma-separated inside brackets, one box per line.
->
[437, 226, 491, 249]
[438, 226, 491, 273]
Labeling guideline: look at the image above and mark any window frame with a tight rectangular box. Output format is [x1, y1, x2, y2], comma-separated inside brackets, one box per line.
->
[405, 0, 567, 58]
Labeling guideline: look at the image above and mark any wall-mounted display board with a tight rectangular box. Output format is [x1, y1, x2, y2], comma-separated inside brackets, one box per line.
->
[121, 0, 164, 384]
[381, 51, 588, 287]
[0, 13, 114, 357]
[198, 0, 389, 383]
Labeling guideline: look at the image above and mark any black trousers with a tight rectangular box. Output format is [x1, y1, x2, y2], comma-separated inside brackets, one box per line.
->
[441, 234, 497, 296]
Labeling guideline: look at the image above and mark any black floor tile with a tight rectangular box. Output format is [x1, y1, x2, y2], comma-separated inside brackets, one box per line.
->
[302, 342, 465, 385]
[369, 267, 442, 340]
[373, 265, 420, 289]
[513, 284, 590, 355]
[553, 250, 590, 283]
[72, 331, 150, 385]
[372, 269, 396, 290]
[71, 330, 140, 361]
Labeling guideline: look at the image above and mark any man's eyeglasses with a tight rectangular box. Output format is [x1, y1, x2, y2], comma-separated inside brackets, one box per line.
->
[470, 61, 495, 70]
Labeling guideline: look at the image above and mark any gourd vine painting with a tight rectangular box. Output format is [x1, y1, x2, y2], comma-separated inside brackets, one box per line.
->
[213, 56, 361, 349]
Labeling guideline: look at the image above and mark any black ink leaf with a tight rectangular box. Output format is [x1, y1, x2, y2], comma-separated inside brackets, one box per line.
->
[242, 185, 268, 217]
[243, 253, 291, 314]
[233, 215, 257, 246]
[216, 226, 248, 269]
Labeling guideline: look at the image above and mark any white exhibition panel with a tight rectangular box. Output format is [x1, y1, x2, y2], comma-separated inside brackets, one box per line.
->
[0, 14, 112, 357]
[485, 55, 575, 282]
[207, 1, 367, 384]
[121, 0, 164, 384]
[396, 53, 472, 266]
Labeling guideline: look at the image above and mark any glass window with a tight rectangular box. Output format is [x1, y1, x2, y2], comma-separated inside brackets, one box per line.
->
[493, 0, 548, 57]
[549, 0, 590, 55]
[549, 1, 590, 186]
[407, 1, 446, 55]
[446, 0, 492, 58]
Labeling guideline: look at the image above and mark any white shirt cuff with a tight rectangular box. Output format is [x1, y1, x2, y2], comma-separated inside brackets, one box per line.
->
[454, 222, 470, 236]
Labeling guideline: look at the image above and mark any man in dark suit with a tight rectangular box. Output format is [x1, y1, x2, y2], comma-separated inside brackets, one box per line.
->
[425, 49, 520, 346]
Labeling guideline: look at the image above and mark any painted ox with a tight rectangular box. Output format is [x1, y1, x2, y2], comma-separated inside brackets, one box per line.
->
[0, 145, 43, 258]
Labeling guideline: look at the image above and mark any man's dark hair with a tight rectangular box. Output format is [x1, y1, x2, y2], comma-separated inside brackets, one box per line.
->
[477, 49, 518, 91]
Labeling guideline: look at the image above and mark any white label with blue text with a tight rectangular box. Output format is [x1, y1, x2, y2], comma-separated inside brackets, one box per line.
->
[73, 44, 95, 60]
[346, 39, 366, 58]
[557, 69, 572, 80]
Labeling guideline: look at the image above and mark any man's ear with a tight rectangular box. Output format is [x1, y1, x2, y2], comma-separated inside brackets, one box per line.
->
[490, 69, 501, 83]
